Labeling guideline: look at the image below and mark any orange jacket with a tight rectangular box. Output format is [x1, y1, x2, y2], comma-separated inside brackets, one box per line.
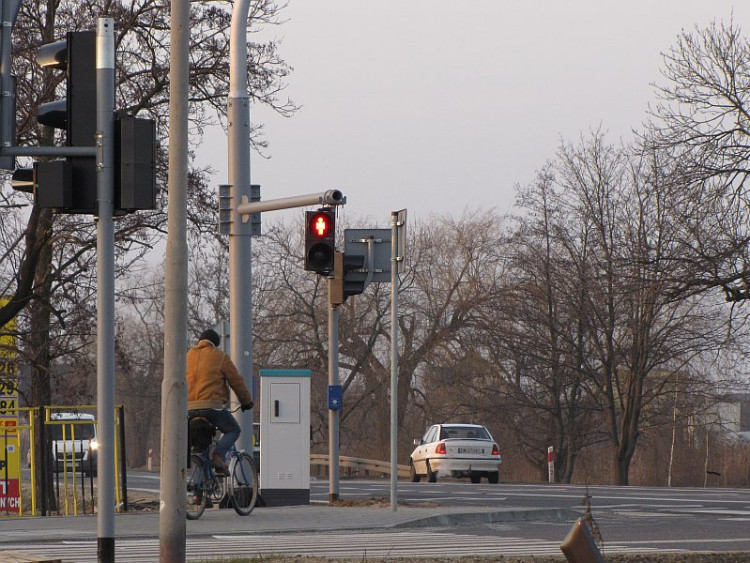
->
[186, 340, 253, 410]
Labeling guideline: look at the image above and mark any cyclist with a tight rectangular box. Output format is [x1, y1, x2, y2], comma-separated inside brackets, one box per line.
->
[187, 328, 253, 473]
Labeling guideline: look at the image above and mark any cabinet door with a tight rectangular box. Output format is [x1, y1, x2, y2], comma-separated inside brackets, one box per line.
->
[269, 382, 300, 423]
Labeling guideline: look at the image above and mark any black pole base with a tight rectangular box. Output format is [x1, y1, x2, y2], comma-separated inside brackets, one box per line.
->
[98, 536, 115, 563]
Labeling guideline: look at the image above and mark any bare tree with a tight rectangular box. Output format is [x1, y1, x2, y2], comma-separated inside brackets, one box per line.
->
[115, 274, 165, 468]
[0, 0, 295, 359]
[544, 131, 736, 485]
[392, 210, 509, 459]
[249, 213, 509, 462]
[644, 19, 750, 302]
[478, 168, 602, 483]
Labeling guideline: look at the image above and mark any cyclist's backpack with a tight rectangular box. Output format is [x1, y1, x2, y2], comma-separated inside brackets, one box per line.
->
[189, 417, 215, 451]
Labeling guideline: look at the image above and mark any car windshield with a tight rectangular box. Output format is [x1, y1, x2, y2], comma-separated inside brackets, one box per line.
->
[50, 422, 95, 441]
[440, 426, 490, 440]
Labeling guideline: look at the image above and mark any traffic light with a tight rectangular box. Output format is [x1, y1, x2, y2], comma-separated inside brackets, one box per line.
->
[10, 31, 158, 214]
[115, 115, 156, 211]
[34, 30, 97, 213]
[329, 251, 366, 305]
[0, 0, 18, 171]
[0, 73, 16, 171]
[343, 253, 366, 299]
[304, 209, 335, 273]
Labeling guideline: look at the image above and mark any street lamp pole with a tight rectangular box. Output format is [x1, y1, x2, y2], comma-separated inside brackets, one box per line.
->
[228, 0, 254, 448]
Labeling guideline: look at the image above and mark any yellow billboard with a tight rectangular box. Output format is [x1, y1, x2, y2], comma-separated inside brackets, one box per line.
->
[0, 297, 19, 514]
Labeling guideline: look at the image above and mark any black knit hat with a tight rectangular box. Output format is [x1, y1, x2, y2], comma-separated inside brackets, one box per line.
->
[199, 329, 220, 347]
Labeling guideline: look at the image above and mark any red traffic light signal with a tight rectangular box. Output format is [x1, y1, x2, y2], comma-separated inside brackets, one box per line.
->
[305, 209, 335, 273]
[311, 213, 332, 238]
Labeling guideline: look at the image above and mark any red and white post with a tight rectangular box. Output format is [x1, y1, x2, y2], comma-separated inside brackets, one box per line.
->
[547, 446, 555, 483]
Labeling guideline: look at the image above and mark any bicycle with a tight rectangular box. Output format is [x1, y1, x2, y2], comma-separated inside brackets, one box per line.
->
[185, 409, 259, 520]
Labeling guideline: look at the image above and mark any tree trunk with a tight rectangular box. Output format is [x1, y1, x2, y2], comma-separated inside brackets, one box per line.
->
[29, 212, 57, 513]
[613, 431, 639, 486]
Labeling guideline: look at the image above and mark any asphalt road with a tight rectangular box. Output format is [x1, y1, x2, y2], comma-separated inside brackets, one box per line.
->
[123, 471, 750, 554]
[127, 470, 750, 515]
[312, 479, 750, 553]
[316, 479, 750, 511]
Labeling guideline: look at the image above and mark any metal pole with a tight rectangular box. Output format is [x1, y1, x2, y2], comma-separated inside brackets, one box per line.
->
[159, 0, 189, 559]
[390, 212, 399, 511]
[95, 17, 115, 563]
[228, 0, 253, 449]
[328, 300, 340, 503]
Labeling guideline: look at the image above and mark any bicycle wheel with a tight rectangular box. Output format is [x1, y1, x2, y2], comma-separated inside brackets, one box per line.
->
[185, 453, 208, 520]
[227, 451, 258, 516]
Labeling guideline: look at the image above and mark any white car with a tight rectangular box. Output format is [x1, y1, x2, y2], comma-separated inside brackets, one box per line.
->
[410, 423, 501, 484]
[50, 412, 98, 476]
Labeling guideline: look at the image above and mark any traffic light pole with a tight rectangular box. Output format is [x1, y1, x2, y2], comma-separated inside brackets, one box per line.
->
[95, 17, 116, 563]
[327, 299, 340, 503]
[228, 0, 254, 450]
[389, 212, 400, 512]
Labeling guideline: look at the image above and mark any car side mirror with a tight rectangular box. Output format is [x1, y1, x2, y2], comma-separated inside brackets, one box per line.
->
[413, 438, 421, 446]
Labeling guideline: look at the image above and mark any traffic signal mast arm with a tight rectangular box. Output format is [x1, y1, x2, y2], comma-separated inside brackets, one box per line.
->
[4, 145, 96, 157]
[236, 188, 345, 218]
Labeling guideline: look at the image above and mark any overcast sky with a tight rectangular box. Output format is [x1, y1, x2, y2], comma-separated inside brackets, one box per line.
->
[203, 1, 750, 228]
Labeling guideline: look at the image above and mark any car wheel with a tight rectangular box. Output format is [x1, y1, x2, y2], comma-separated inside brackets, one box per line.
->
[488, 471, 499, 484]
[409, 461, 420, 483]
[470, 472, 481, 484]
[426, 461, 437, 483]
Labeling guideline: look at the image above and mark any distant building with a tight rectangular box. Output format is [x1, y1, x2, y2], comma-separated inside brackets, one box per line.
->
[714, 392, 750, 441]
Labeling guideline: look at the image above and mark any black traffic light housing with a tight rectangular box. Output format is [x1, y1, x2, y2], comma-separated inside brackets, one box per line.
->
[304, 208, 336, 273]
[115, 115, 156, 211]
[330, 251, 366, 305]
[36, 31, 97, 213]
[343, 253, 366, 299]
[11, 31, 158, 215]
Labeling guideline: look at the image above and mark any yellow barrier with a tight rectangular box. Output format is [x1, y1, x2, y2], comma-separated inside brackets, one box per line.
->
[0, 405, 126, 518]
[45, 407, 98, 516]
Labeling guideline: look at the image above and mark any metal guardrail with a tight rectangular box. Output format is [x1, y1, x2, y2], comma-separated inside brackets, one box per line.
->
[310, 454, 409, 478]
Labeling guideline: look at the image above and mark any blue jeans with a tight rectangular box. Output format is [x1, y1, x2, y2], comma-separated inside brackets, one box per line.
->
[188, 408, 240, 460]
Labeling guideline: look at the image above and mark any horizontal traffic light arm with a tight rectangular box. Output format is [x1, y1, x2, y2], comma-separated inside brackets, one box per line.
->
[2, 145, 96, 157]
[237, 189, 345, 218]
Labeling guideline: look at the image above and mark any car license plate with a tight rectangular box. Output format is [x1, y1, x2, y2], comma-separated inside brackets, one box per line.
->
[457, 447, 483, 454]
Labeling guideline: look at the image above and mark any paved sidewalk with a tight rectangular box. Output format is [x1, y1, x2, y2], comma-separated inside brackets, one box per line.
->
[0, 503, 577, 545]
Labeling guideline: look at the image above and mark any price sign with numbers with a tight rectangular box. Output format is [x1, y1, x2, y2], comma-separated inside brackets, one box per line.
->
[0, 298, 20, 512]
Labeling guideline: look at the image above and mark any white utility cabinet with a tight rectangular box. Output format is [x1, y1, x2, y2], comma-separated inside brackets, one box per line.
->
[259, 369, 310, 506]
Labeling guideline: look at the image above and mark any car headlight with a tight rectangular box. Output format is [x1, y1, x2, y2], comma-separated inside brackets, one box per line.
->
[90, 440, 98, 451]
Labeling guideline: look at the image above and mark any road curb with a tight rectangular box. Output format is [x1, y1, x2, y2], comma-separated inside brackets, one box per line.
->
[397, 507, 580, 528]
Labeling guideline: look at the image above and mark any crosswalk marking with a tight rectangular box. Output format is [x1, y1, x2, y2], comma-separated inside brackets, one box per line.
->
[0, 531, 672, 562]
